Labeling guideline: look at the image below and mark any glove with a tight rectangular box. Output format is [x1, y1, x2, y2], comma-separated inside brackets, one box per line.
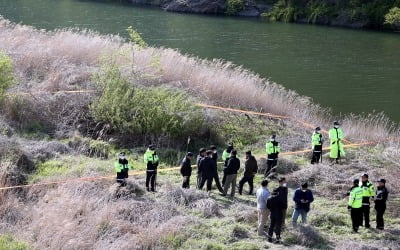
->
[347, 206, 351, 210]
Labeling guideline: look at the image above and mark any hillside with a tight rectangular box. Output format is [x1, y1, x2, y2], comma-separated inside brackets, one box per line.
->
[0, 18, 400, 249]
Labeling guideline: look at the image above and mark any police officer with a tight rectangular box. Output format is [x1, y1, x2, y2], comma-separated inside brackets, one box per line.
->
[374, 179, 388, 230]
[311, 127, 323, 164]
[114, 152, 131, 186]
[180, 152, 194, 189]
[144, 144, 159, 192]
[222, 142, 234, 185]
[329, 121, 345, 164]
[196, 148, 207, 189]
[265, 135, 280, 178]
[210, 145, 225, 194]
[360, 174, 375, 228]
[348, 179, 363, 233]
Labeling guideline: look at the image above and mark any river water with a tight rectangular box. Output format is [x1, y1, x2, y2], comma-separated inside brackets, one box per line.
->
[1, 0, 400, 121]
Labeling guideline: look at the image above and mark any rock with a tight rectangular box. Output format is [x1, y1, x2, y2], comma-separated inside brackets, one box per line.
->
[164, 0, 226, 14]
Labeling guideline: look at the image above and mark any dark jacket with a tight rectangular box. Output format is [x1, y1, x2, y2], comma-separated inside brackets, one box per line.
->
[200, 157, 216, 179]
[212, 152, 218, 163]
[180, 157, 192, 176]
[244, 155, 258, 178]
[224, 156, 240, 175]
[267, 194, 284, 218]
[293, 188, 314, 212]
[276, 186, 288, 209]
[374, 186, 389, 208]
[197, 155, 204, 174]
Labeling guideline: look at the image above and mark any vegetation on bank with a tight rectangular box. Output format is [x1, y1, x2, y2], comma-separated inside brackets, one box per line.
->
[0, 51, 14, 103]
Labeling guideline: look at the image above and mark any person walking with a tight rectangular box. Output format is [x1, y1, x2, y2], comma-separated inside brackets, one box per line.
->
[329, 121, 345, 164]
[114, 152, 131, 186]
[196, 148, 207, 189]
[256, 180, 270, 236]
[311, 127, 324, 164]
[265, 135, 280, 178]
[222, 142, 234, 185]
[360, 174, 375, 228]
[348, 179, 363, 232]
[276, 177, 288, 228]
[374, 179, 389, 230]
[199, 150, 216, 192]
[266, 189, 284, 243]
[144, 145, 159, 192]
[222, 149, 240, 197]
[210, 145, 225, 194]
[238, 151, 258, 195]
[180, 152, 194, 189]
[292, 183, 314, 226]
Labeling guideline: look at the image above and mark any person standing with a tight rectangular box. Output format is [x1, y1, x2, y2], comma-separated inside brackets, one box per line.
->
[277, 177, 288, 228]
[196, 148, 207, 189]
[199, 150, 216, 192]
[256, 180, 270, 236]
[311, 127, 324, 164]
[348, 179, 363, 233]
[265, 135, 280, 178]
[238, 151, 258, 195]
[180, 152, 194, 189]
[223, 149, 240, 197]
[292, 183, 314, 225]
[329, 121, 345, 164]
[266, 189, 284, 243]
[210, 145, 225, 194]
[114, 152, 131, 186]
[374, 179, 389, 230]
[222, 142, 234, 185]
[360, 174, 375, 228]
[144, 145, 159, 192]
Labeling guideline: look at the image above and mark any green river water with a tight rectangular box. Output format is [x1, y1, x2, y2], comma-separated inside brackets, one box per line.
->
[1, 0, 400, 121]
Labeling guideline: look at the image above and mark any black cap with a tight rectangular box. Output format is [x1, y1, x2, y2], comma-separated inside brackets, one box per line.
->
[315, 127, 321, 131]
[199, 148, 207, 153]
[206, 150, 213, 155]
[210, 145, 217, 150]
[245, 150, 252, 155]
[270, 134, 276, 139]
[148, 144, 155, 150]
[187, 152, 194, 157]
[279, 177, 286, 182]
[353, 179, 359, 184]
[301, 182, 308, 189]
[119, 152, 125, 156]
[334, 121, 340, 126]
[227, 142, 233, 146]
[362, 174, 369, 178]
[377, 179, 386, 184]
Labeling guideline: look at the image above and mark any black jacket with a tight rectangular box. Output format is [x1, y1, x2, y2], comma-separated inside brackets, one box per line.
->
[224, 156, 240, 175]
[200, 157, 216, 179]
[212, 152, 218, 163]
[180, 157, 192, 176]
[276, 186, 288, 209]
[374, 186, 389, 208]
[197, 155, 204, 174]
[267, 195, 284, 218]
[244, 155, 258, 178]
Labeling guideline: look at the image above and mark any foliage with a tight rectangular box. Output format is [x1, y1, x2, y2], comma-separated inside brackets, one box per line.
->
[0, 235, 28, 250]
[90, 63, 205, 144]
[0, 51, 15, 103]
[385, 7, 400, 29]
[226, 0, 246, 15]
[126, 26, 148, 49]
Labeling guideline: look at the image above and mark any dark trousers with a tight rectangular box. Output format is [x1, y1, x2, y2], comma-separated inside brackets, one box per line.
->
[182, 175, 190, 189]
[116, 169, 128, 186]
[199, 177, 213, 191]
[213, 172, 224, 193]
[196, 173, 202, 189]
[311, 145, 322, 164]
[375, 205, 386, 229]
[265, 159, 278, 177]
[351, 207, 363, 232]
[146, 170, 157, 191]
[362, 204, 371, 227]
[268, 214, 282, 238]
[238, 176, 254, 195]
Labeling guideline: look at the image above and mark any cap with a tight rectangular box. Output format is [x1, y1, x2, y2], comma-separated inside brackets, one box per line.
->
[362, 174, 369, 178]
[148, 144, 155, 150]
[315, 126, 321, 131]
[187, 152, 194, 157]
[245, 150, 252, 155]
[377, 179, 386, 184]
[301, 182, 308, 188]
[119, 152, 125, 156]
[206, 150, 213, 155]
[353, 179, 359, 184]
[227, 142, 233, 146]
[270, 134, 276, 139]
[334, 121, 340, 126]
[199, 148, 207, 153]
[210, 145, 217, 150]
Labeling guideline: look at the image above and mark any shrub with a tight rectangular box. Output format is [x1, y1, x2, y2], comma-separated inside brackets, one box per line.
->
[385, 7, 400, 30]
[0, 235, 28, 250]
[90, 63, 205, 144]
[226, 0, 246, 15]
[0, 51, 15, 103]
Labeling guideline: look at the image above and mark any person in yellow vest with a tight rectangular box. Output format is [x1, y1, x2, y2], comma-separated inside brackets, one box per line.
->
[221, 142, 234, 185]
[360, 174, 375, 228]
[144, 144, 159, 192]
[348, 179, 363, 233]
[265, 135, 280, 178]
[114, 152, 131, 186]
[329, 121, 345, 164]
[311, 127, 324, 164]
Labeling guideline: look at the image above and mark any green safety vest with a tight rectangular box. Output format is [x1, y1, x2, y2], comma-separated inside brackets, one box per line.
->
[266, 141, 280, 155]
[348, 186, 363, 208]
[144, 149, 159, 164]
[328, 127, 345, 158]
[329, 127, 343, 142]
[114, 161, 131, 173]
[222, 150, 230, 161]
[360, 181, 375, 198]
[312, 132, 323, 147]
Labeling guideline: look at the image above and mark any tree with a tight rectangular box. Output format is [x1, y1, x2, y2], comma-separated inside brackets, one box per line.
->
[384, 7, 400, 30]
[0, 51, 15, 103]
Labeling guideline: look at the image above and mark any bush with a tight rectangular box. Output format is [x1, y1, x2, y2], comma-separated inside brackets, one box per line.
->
[0, 235, 28, 250]
[90, 64, 205, 145]
[226, 0, 246, 15]
[0, 51, 15, 103]
[385, 7, 400, 30]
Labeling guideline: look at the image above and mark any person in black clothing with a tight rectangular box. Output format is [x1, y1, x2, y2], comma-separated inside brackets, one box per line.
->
[276, 177, 288, 228]
[267, 189, 284, 243]
[199, 150, 216, 192]
[222, 142, 234, 185]
[196, 148, 207, 189]
[374, 179, 389, 230]
[238, 151, 258, 195]
[210, 145, 224, 194]
[180, 152, 194, 188]
[222, 150, 241, 197]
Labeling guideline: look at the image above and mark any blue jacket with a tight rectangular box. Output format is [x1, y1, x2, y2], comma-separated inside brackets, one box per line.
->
[293, 188, 314, 212]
